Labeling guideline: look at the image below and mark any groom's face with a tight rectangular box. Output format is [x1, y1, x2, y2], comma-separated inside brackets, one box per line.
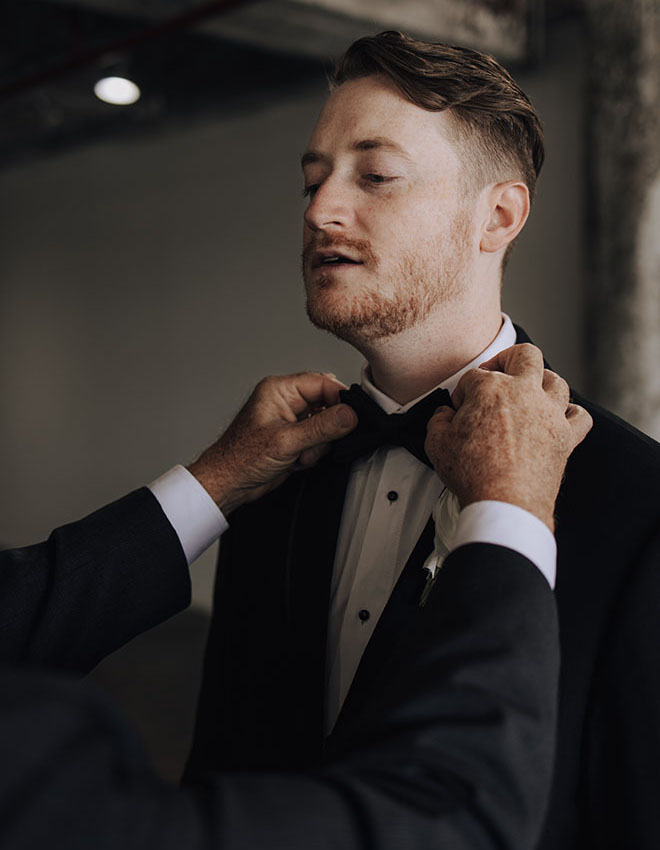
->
[301, 74, 475, 344]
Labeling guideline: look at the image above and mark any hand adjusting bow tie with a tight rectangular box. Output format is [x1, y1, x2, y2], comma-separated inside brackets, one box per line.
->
[332, 384, 453, 467]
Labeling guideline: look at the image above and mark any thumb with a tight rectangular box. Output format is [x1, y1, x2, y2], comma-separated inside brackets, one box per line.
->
[293, 403, 358, 452]
[424, 406, 454, 463]
[426, 406, 456, 441]
[565, 403, 593, 449]
[428, 405, 455, 426]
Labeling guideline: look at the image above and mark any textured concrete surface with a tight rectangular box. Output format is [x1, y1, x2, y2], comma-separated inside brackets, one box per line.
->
[40, 0, 533, 63]
[585, 0, 660, 438]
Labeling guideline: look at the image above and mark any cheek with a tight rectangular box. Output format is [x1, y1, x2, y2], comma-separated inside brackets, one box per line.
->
[375, 192, 448, 242]
[379, 218, 441, 260]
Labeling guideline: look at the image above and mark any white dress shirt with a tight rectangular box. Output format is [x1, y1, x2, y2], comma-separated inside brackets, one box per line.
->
[324, 314, 556, 732]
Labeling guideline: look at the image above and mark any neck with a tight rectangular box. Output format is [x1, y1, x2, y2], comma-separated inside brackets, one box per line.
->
[356, 298, 503, 405]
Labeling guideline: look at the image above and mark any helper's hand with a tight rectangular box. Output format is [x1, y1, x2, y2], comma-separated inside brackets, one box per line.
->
[424, 343, 592, 531]
[187, 373, 357, 514]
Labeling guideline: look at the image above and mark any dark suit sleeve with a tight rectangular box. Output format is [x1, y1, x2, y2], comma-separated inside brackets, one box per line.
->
[0, 543, 558, 850]
[0, 488, 191, 674]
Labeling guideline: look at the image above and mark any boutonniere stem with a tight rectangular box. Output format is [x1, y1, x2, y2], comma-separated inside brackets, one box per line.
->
[419, 562, 439, 607]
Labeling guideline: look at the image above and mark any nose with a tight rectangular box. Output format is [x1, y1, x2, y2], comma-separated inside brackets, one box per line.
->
[303, 175, 353, 232]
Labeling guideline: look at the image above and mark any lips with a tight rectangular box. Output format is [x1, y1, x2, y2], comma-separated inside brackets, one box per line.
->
[311, 250, 364, 269]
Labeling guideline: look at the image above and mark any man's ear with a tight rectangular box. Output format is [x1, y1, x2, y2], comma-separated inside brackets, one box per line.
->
[480, 181, 530, 254]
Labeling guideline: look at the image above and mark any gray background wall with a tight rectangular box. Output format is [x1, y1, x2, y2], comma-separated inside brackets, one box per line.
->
[0, 20, 585, 611]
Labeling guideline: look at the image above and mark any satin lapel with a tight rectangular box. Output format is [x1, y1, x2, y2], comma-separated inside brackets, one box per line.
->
[515, 322, 556, 370]
[330, 516, 436, 740]
[514, 323, 531, 344]
[514, 323, 547, 357]
[514, 323, 577, 595]
[285, 457, 352, 753]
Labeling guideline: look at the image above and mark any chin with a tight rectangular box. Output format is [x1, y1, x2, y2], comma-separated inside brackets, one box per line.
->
[306, 287, 413, 344]
[306, 288, 355, 337]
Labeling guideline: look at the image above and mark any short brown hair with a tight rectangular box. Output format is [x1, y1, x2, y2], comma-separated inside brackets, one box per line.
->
[331, 30, 544, 207]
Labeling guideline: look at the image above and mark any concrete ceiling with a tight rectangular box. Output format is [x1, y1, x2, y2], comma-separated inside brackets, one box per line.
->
[1, 0, 580, 171]
[38, 0, 538, 65]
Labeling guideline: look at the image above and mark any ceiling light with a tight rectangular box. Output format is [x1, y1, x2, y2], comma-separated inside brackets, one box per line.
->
[94, 76, 141, 106]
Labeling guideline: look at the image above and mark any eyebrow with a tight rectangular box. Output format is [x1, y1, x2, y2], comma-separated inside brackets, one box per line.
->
[300, 137, 411, 168]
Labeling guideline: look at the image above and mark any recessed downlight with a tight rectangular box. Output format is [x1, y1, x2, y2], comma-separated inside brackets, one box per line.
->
[94, 76, 141, 106]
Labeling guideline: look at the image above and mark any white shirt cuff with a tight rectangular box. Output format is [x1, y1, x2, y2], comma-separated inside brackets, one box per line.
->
[450, 500, 557, 589]
[148, 465, 228, 565]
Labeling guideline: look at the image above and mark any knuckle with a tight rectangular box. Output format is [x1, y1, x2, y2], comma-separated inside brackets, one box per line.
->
[458, 367, 484, 389]
[299, 446, 322, 467]
[309, 414, 328, 440]
[548, 370, 569, 392]
[580, 407, 594, 429]
[303, 410, 331, 444]
[256, 375, 277, 392]
[476, 371, 501, 394]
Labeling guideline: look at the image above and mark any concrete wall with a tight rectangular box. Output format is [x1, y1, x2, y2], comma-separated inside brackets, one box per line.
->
[0, 20, 585, 610]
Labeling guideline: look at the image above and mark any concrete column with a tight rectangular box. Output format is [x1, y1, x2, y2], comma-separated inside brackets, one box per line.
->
[585, 0, 660, 436]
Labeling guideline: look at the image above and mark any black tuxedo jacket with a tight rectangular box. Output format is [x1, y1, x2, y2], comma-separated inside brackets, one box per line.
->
[187, 326, 660, 850]
[0, 490, 558, 849]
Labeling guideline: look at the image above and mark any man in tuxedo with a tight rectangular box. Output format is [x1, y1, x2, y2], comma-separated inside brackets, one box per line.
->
[186, 30, 660, 850]
[0, 357, 591, 849]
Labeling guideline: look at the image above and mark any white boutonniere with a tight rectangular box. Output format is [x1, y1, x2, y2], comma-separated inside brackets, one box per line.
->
[419, 554, 441, 607]
[419, 487, 461, 607]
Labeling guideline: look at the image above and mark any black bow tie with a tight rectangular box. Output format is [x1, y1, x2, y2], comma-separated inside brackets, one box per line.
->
[332, 384, 453, 467]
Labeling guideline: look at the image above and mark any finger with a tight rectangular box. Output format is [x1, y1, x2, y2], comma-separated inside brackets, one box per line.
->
[277, 372, 348, 417]
[424, 406, 454, 453]
[451, 367, 490, 409]
[304, 374, 349, 409]
[288, 402, 358, 453]
[478, 352, 503, 372]
[427, 405, 456, 426]
[450, 382, 464, 410]
[319, 371, 347, 387]
[297, 443, 331, 468]
[479, 343, 545, 381]
[320, 377, 348, 407]
[565, 404, 593, 448]
[317, 372, 350, 404]
[542, 369, 571, 408]
[424, 408, 455, 471]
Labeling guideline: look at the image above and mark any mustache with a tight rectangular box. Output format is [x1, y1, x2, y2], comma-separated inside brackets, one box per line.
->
[301, 234, 379, 269]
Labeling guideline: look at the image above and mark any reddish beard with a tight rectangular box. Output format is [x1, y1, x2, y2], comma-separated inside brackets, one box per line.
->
[303, 215, 471, 343]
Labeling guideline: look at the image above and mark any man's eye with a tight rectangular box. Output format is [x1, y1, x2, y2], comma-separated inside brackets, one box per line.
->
[364, 174, 393, 185]
[302, 185, 319, 198]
